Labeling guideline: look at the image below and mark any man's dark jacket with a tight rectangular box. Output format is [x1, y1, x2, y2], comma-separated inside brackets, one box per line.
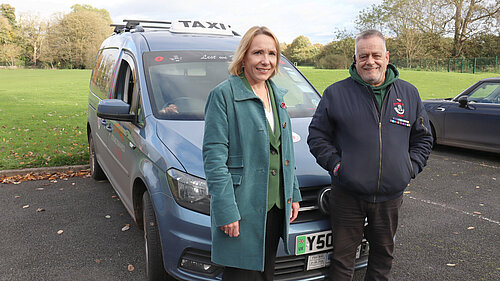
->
[307, 77, 433, 202]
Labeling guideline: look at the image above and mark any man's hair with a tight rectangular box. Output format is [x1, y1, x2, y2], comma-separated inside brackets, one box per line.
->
[228, 26, 280, 77]
[354, 29, 387, 54]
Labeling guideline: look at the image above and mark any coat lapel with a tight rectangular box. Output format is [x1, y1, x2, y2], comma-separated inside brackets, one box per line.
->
[229, 75, 259, 101]
[268, 79, 289, 136]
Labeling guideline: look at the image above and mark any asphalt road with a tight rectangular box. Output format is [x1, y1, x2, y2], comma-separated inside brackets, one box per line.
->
[1, 145, 499, 281]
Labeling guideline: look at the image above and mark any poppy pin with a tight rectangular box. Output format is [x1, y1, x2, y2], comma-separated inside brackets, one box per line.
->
[281, 103, 286, 109]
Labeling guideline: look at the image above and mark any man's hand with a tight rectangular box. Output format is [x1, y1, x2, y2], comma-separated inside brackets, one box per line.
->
[290, 202, 300, 223]
[220, 221, 240, 237]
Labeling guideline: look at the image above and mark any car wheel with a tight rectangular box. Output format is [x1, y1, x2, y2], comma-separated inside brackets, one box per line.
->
[88, 134, 106, 180]
[142, 191, 171, 281]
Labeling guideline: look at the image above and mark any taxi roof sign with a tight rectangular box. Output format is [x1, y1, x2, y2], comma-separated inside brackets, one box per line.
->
[170, 20, 234, 36]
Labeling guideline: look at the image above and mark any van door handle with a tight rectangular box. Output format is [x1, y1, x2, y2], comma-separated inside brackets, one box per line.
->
[129, 142, 136, 149]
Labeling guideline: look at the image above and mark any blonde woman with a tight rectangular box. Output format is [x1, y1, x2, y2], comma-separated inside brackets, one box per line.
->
[203, 26, 301, 280]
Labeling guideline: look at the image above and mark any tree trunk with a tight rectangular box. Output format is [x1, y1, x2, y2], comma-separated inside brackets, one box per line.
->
[33, 44, 37, 66]
[452, 0, 464, 57]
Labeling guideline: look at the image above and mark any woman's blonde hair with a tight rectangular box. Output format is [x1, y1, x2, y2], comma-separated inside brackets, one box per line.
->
[229, 26, 280, 77]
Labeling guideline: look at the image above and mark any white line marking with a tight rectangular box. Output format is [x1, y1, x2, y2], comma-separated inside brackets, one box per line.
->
[406, 195, 500, 226]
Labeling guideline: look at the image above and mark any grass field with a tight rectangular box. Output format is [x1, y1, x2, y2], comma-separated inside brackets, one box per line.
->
[298, 66, 499, 99]
[0, 69, 91, 170]
[0, 68, 498, 170]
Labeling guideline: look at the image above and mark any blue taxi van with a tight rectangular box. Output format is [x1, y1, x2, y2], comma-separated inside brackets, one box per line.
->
[87, 19, 368, 280]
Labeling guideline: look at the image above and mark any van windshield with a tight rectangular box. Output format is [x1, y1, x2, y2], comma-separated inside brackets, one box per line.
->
[144, 51, 320, 120]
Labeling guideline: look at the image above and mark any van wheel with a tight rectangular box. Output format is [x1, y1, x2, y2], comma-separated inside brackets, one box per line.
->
[88, 134, 106, 180]
[142, 191, 171, 281]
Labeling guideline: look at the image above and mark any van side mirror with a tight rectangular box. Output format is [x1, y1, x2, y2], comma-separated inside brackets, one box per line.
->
[97, 99, 135, 122]
[458, 96, 468, 108]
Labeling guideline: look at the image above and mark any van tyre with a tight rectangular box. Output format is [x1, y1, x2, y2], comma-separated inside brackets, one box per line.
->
[142, 191, 171, 281]
[88, 134, 106, 180]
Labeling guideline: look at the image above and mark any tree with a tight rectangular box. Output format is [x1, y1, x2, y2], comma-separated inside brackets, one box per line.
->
[356, 4, 389, 34]
[18, 13, 47, 67]
[462, 33, 500, 57]
[0, 4, 16, 44]
[283, 35, 320, 66]
[333, 29, 355, 69]
[46, 7, 112, 68]
[70, 4, 112, 22]
[355, 0, 499, 58]
[0, 15, 12, 44]
[1, 3, 16, 27]
[446, 0, 500, 57]
[0, 43, 21, 66]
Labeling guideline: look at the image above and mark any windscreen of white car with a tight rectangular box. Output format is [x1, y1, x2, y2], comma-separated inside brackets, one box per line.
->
[144, 51, 320, 120]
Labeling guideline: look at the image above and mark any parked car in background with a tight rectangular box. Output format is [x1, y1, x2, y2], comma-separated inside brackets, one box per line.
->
[87, 19, 368, 281]
[423, 77, 500, 153]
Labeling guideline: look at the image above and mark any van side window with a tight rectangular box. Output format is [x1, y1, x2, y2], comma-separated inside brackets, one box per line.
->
[90, 48, 119, 99]
[114, 59, 135, 105]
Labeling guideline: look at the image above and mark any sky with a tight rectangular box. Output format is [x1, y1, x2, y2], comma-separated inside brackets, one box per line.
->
[4, 0, 382, 45]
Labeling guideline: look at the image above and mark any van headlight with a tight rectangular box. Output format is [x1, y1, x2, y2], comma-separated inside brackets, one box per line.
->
[167, 169, 210, 215]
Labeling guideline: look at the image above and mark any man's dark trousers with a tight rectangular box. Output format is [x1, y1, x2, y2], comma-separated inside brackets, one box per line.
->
[328, 186, 403, 281]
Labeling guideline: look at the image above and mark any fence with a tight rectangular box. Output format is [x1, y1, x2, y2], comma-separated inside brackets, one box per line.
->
[391, 57, 499, 74]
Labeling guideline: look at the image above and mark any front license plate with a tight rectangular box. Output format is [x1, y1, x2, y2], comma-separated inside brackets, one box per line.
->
[296, 230, 333, 255]
[306, 244, 363, 271]
[307, 252, 331, 270]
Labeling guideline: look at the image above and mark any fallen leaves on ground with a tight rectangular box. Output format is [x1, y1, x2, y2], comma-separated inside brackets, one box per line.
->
[121, 224, 130, 232]
[1, 169, 90, 184]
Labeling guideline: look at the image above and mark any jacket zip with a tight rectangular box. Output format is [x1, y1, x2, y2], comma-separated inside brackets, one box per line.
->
[407, 153, 415, 178]
[366, 85, 391, 203]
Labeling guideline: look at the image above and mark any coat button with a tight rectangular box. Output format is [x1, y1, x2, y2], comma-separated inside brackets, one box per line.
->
[282, 122, 286, 128]
[287, 198, 291, 204]
[271, 169, 277, 176]
[285, 160, 289, 166]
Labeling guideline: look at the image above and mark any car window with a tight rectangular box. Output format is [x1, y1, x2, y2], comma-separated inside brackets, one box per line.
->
[114, 58, 135, 105]
[114, 54, 144, 126]
[90, 48, 120, 100]
[467, 82, 500, 104]
[144, 51, 320, 120]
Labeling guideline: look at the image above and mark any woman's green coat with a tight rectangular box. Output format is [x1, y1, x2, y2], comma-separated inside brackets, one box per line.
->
[203, 75, 302, 271]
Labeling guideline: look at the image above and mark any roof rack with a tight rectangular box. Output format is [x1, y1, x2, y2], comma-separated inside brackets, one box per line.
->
[111, 19, 172, 34]
[110, 19, 239, 36]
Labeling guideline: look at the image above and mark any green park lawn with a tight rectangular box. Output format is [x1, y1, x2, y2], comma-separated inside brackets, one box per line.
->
[0, 68, 498, 170]
[298, 66, 499, 99]
[0, 69, 91, 170]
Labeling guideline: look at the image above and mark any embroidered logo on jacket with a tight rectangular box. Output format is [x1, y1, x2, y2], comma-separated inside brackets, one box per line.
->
[393, 98, 405, 117]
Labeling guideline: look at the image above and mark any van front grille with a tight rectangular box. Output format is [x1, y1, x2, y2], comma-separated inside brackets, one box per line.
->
[293, 186, 330, 224]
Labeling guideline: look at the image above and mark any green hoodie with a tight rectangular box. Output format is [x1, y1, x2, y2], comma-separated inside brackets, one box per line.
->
[349, 63, 399, 109]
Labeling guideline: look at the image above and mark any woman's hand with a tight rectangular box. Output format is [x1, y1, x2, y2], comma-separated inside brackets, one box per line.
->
[220, 221, 240, 237]
[290, 202, 300, 223]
